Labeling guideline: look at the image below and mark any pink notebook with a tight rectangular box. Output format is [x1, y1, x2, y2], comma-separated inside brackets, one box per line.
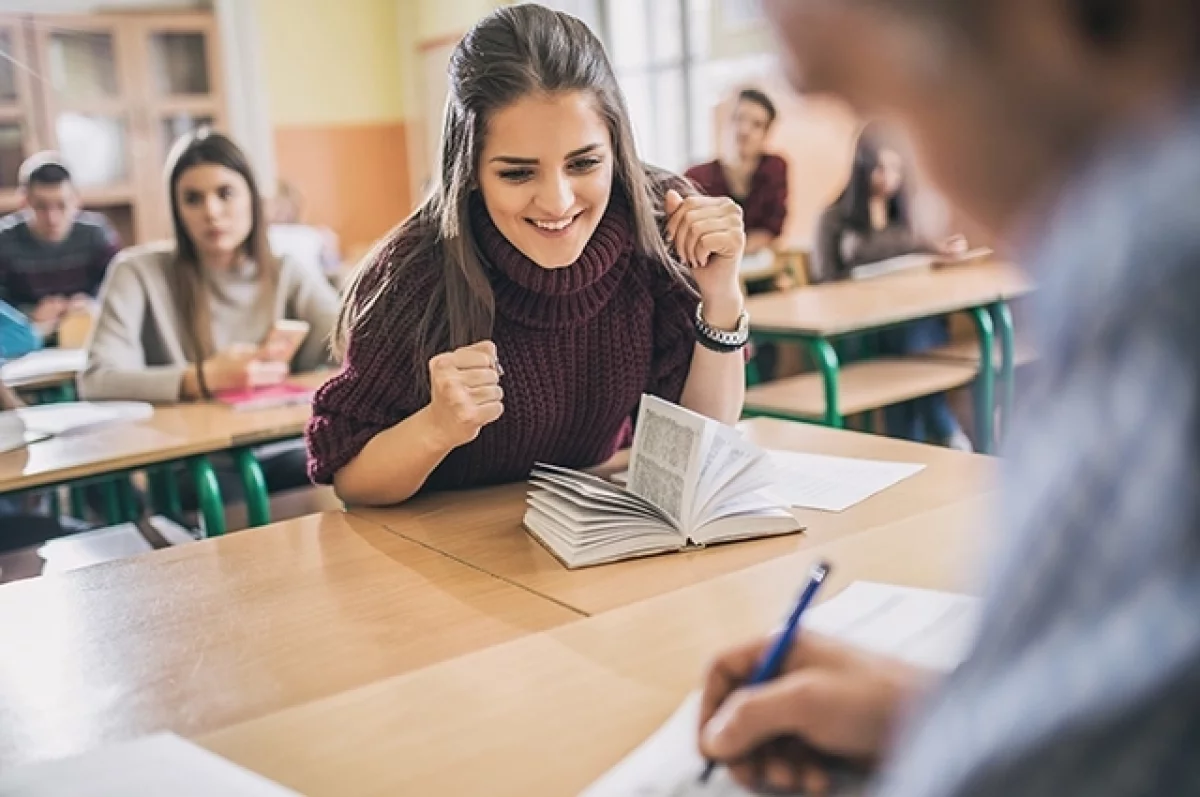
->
[215, 383, 315, 412]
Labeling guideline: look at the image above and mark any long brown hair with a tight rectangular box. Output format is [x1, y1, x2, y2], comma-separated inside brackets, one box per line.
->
[164, 129, 279, 363]
[333, 3, 694, 381]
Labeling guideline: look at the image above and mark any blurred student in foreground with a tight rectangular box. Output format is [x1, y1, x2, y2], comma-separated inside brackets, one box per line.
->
[0, 153, 119, 340]
[700, 0, 1200, 794]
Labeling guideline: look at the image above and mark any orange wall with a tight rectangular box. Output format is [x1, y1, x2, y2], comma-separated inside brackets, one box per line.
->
[273, 123, 413, 258]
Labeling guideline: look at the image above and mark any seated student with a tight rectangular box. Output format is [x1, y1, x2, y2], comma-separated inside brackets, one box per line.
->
[0, 153, 120, 339]
[815, 124, 971, 450]
[81, 129, 339, 498]
[685, 89, 789, 291]
[0, 298, 42, 361]
[267, 179, 342, 277]
[307, 5, 747, 507]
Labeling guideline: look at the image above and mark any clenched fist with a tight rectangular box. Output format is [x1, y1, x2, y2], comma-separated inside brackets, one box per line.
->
[427, 340, 505, 448]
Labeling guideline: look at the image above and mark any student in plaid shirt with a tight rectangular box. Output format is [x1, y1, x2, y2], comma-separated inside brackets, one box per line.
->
[697, 0, 1200, 794]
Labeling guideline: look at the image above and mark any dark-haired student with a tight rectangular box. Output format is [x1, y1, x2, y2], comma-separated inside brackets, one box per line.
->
[306, 4, 748, 507]
[82, 130, 339, 501]
[685, 88, 789, 289]
[815, 124, 971, 450]
[0, 153, 120, 339]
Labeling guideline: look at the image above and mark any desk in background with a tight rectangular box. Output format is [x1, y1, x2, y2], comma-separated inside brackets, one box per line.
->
[746, 261, 1032, 452]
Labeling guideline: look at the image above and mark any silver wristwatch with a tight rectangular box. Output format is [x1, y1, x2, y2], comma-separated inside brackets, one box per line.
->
[694, 302, 750, 352]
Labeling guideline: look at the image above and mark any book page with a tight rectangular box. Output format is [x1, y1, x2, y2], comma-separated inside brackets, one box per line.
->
[627, 396, 711, 527]
[765, 451, 925, 513]
[581, 582, 979, 797]
[0, 732, 299, 796]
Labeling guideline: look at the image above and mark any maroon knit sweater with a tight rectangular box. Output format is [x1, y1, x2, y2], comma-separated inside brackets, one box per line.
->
[305, 195, 698, 491]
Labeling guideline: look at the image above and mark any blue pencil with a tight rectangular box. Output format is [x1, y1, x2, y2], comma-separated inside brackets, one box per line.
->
[699, 560, 832, 784]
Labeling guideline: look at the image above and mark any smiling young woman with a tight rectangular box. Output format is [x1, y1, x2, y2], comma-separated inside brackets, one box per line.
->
[305, 4, 750, 508]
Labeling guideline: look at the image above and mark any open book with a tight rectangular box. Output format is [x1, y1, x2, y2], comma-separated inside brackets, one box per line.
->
[523, 395, 801, 569]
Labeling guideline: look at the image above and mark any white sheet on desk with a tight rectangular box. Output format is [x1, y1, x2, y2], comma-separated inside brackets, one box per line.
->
[580, 582, 979, 797]
[14, 401, 153, 436]
[0, 732, 300, 796]
[38, 516, 196, 573]
[764, 450, 925, 513]
[0, 348, 86, 382]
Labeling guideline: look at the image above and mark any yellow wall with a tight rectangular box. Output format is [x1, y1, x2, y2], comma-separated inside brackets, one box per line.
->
[415, 0, 505, 42]
[257, 0, 407, 126]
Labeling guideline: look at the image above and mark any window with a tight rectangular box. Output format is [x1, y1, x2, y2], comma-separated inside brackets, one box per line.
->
[532, 0, 773, 173]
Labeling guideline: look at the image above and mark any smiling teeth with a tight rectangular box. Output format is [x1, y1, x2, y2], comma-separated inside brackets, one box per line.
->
[533, 218, 573, 231]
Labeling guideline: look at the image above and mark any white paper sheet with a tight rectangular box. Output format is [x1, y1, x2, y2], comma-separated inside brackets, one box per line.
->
[0, 348, 86, 383]
[0, 733, 300, 796]
[13, 401, 153, 437]
[765, 451, 925, 513]
[38, 517, 196, 573]
[581, 582, 979, 797]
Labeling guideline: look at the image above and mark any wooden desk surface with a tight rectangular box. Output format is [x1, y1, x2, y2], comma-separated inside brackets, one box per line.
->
[355, 418, 996, 615]
[201, 497, 992, 797]
[0, 511, 576, 769]
[748, 261, 1032, 337]
[0, 372, 331, 494]
[0, 409, 232, 494]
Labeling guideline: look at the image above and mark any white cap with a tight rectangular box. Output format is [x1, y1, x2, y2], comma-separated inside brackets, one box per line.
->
[18, 151, 69, 187]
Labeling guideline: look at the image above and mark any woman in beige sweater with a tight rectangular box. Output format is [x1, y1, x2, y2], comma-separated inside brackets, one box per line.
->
[81, 129, 339, 498]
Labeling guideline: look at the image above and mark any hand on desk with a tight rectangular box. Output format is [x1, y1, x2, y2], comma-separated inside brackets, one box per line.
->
[203, 343, 289, 393]
[427, 340, 504, 449]
[698, 634, 925, 794]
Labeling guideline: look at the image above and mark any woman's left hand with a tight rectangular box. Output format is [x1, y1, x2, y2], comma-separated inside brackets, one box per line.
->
[665, 189, 746, 309]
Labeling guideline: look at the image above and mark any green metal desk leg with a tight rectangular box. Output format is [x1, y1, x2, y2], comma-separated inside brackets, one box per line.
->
[235, 447, 271, 528]
[190, 456, 226, 537]
[968, 306, 996, 454]
[807, 337, 843, 428]
[102, 480, 122, 524]
[992, 301, 1016, 444]
[69, 488, 85, 520]
[745, 350, 762, 388]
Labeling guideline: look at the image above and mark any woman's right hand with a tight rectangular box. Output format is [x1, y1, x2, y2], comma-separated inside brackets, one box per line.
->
[427, 340, 504, 448]
[698, 633, 926, 794]
[202, 343, 288, 393]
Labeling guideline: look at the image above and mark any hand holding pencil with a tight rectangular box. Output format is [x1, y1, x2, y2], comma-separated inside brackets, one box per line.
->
[696, 562, 926, 794]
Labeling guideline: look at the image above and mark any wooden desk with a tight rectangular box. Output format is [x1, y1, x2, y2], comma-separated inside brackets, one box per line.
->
[355, 418, 996, 616]
[200, 497, 991, 797]
[745, 261, 1032, 450]
[0, 371, 331, 535]
[0, 511, 576, 770]
[0, 349, 85, 398]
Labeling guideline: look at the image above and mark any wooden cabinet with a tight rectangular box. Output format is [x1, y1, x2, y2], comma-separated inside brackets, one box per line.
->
[0, 16, 44, 210]
[6, 12, 226, 245]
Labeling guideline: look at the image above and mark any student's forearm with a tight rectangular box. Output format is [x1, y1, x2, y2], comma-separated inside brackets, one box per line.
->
[679, 296, 746, 425]
[332, 406, 457, 506]
[745, 230, 776, 255]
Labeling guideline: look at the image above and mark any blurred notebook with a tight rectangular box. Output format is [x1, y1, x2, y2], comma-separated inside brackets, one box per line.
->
[523, 396, 801, 569]
[215, 383, 314, 412]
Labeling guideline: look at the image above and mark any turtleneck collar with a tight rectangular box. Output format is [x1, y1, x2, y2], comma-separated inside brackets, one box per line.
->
[471, 191, 635, 328]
